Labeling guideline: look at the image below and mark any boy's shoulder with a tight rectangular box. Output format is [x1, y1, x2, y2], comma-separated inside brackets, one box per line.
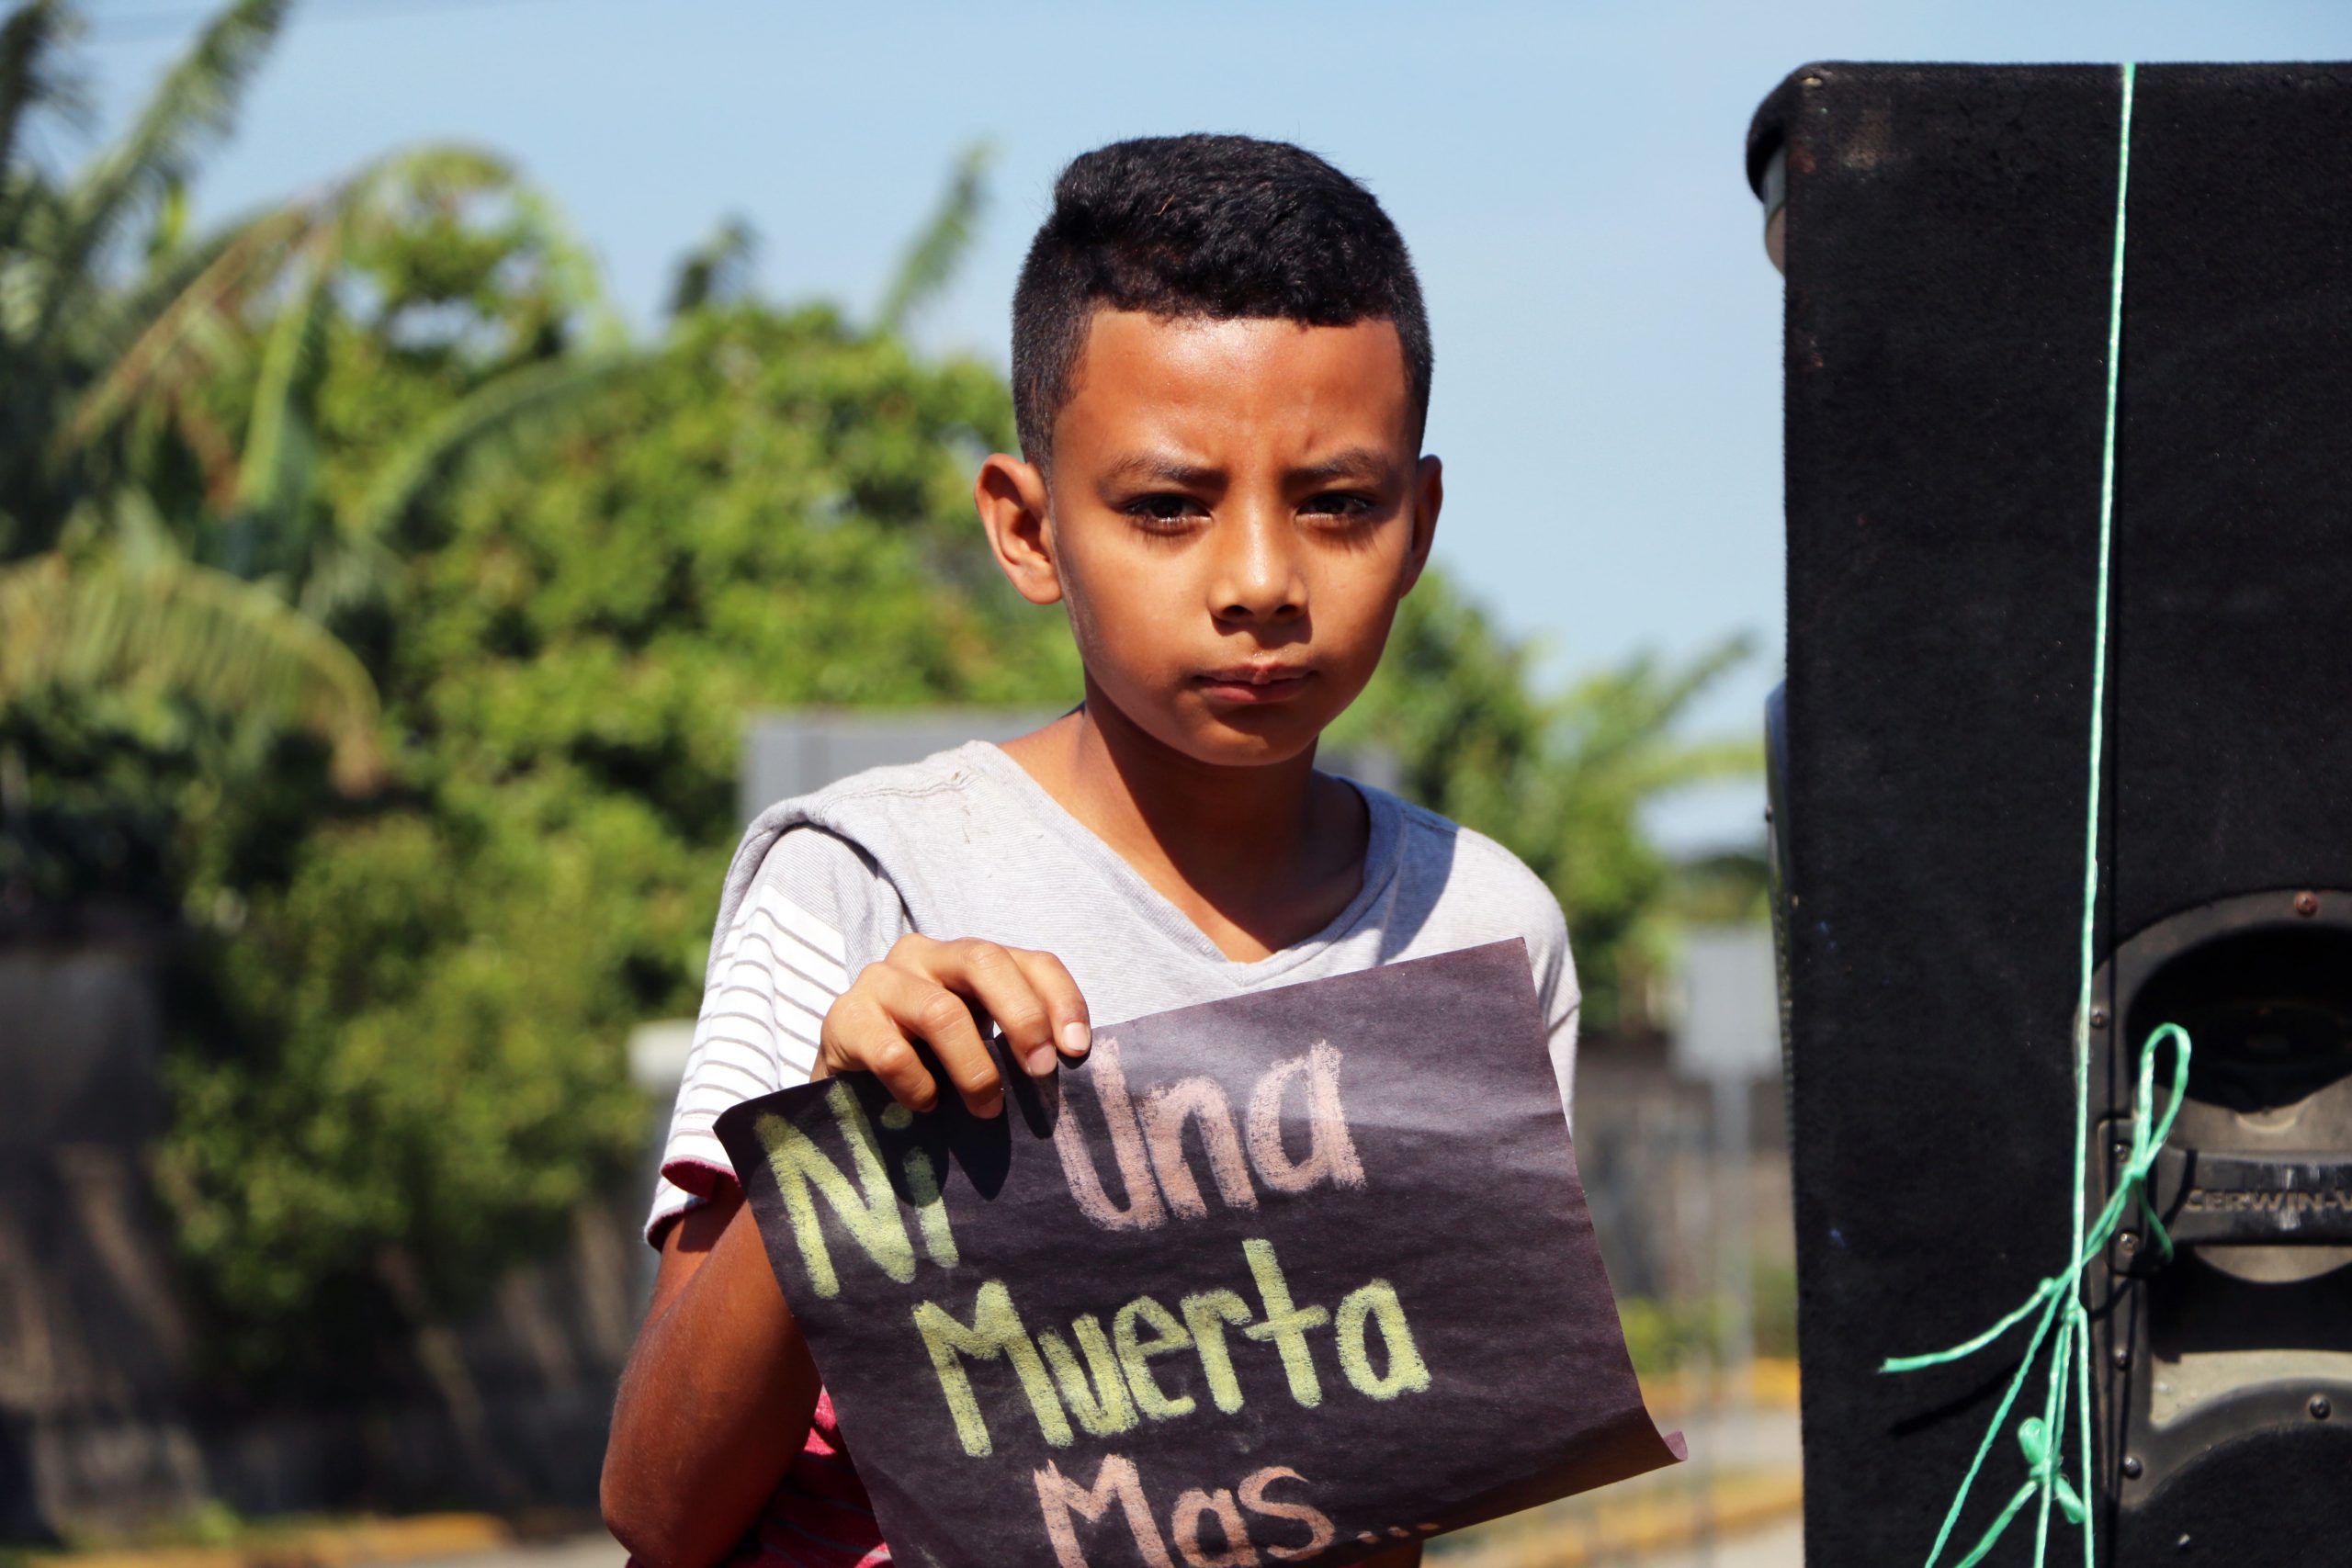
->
[793, 739, 998, 812]
[1380, 786, 1566, 919]
[703, 742, 999, 963]
[1355, 784, 1576, 1007]
[739, 740, 1008, 855]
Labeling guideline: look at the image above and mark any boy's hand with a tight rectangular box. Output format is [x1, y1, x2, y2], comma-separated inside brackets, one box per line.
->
[819, 934, 1091, 1117]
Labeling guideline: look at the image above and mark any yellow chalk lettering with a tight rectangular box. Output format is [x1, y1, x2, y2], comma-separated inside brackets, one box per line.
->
[1179, 1290, 1255, 1415]
[1113, 1295, 1196, 1420]
[899, 1145, 958, 1267]
[911, 1280, 1070, 1457]
[1335, 1280, 1430, 1400]
[1238, 1238, 1328, 1408]
[757, 1087, 913, 1298]
[1038, 1314, 1138, 1438]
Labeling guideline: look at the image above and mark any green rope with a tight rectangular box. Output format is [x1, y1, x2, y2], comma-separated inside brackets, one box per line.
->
[1876, 62, 2199, 1568]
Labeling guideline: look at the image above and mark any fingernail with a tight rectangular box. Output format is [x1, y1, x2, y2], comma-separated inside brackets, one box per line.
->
[1060, 1021, 1092, 1058]
[1024, 1045, 1056, 1077]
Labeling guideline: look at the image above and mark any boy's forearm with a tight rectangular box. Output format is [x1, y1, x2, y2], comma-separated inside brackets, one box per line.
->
[604, 1199, 820, 1568]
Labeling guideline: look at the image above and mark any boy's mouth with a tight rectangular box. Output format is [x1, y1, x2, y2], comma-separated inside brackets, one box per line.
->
[1195, 662, 1316, 704]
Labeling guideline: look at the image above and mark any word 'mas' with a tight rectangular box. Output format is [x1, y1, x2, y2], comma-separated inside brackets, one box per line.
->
[1032, 1453, 1388, 1568]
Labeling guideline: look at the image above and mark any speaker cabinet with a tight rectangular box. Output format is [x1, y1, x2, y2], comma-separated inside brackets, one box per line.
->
[1754, 62, 2352, 1567]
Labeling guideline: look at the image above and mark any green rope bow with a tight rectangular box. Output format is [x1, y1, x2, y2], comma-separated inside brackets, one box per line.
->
[1874, 62, 2202, 1568]
[1881, 1022, 2188, 1567]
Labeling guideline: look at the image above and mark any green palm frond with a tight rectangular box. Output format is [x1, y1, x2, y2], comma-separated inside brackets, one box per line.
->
[88, 199, 302, 358]
[1618, 735, 1767, 797]
[1556, 634, 1758, 766]
[232, 227, 333, 515]
[57, 203, 306, 457]
[0, 548, 383, 790]
[34, 0, 289, 343]
[876, 141, 992, 334]
[667, 214, 757, 319]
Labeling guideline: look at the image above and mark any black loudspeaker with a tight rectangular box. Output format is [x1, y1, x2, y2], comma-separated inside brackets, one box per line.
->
[1753, 63, 2352, 1567]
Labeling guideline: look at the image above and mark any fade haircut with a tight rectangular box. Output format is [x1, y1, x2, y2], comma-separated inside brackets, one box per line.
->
[1011, 134, 1432, 468]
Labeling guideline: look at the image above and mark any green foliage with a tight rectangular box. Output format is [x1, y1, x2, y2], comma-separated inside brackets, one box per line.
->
[396, 300, 1077, 839]
[0, 550, 383, 790]
[1753, 1259, 1799, 1360]
[1616, 1293, 1724, 1380]
[1613, 1264, 1799, 1379]
[161, 801, 655, 1378]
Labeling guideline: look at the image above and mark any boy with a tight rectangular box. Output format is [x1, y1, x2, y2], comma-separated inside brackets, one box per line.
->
[603, 134, 1578, 1568]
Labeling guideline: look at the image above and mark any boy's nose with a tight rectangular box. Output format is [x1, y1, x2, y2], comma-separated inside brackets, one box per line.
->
[1209, 511, 1306, 624]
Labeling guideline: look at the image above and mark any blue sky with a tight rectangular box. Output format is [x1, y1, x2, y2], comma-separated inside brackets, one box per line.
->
[74, 0, 2352, 847]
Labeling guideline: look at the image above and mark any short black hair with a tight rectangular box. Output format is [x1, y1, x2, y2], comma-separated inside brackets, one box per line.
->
[1011, 134, 1432, 467]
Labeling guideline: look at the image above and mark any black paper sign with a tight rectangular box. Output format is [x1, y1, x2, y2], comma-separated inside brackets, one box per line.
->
[715, 939, 1683, 1568]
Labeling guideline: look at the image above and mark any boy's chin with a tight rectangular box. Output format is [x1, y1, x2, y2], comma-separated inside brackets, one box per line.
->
[1164, 705, 1333, 771]
[1083, 674, 1342, 771]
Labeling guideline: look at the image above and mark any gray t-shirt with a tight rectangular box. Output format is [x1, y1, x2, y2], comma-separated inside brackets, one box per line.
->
[649, 740, 1579, 1241]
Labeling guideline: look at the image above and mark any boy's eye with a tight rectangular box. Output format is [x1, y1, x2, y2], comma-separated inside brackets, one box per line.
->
[1121, 493, 1208, 530]
[1301, 491, 1378, 523]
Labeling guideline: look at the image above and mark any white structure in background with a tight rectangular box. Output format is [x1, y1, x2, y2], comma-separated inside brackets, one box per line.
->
[737, 708, 1068, 824]
[1671, 925, 1781, 1382]
[1669, 923, 1781, 1568]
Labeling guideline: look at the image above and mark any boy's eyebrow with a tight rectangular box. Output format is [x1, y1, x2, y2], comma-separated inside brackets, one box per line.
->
[1097, 446, 1398, 488]
[1101, 453, 1223, 488]
[1288, 446, 1396, 485]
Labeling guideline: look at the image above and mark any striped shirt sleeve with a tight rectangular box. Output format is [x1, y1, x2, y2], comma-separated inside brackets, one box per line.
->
[645, 828, 904, 1246]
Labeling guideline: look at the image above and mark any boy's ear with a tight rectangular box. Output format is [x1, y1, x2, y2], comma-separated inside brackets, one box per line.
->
[975, 453, 1062, 606]
[1401, 453, 1443, 593]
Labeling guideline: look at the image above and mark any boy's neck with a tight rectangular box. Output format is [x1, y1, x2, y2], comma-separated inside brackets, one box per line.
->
[1000, 685, 1370, 962]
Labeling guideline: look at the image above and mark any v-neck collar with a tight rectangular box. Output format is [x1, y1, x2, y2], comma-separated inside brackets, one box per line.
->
[959, 740, 1403, 985]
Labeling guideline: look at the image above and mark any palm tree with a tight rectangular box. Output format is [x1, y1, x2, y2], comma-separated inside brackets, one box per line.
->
[2, 0, 390, 792]
[1, 0, 625, 808]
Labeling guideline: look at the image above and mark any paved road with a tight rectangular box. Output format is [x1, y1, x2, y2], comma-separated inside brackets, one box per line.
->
[428, 1514, 1802, 1568]
[424, 1404, 1805, 1568]
[1618, 1517, 1803, 1568]
[424, 1536, 622, 1568]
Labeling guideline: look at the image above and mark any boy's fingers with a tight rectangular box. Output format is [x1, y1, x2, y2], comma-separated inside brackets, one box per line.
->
[932, 937, 1061, 1073]
[874, 962, 1005, 1119]
[820, 987, 941, 1113]
[1007, 947, 1091, 1070]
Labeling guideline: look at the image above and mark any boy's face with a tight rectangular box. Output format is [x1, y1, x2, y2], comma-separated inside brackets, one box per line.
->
[977, 310, 1441, 769]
